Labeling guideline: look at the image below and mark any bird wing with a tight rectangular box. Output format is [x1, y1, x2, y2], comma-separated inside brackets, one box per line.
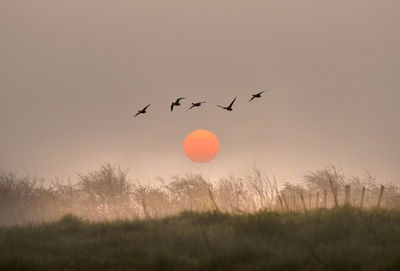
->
[142, 104, 151, 111]
[133, 111, 141, 117]
[186, 105, 195, 112]
[200, 101, 206, 104]
[257, 90, 265, 95]
[171, 103, 174, 112]
[249, 96, 256, 102]
[228, 97, 236, 107]
[176, 97, 185, 102]
[217, 105, 225, 109]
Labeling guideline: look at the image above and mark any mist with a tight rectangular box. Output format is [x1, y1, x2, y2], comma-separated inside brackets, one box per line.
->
[1, 1, 399, 182]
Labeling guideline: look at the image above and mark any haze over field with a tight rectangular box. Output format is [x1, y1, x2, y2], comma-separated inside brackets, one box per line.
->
[1, 1, 399, 182]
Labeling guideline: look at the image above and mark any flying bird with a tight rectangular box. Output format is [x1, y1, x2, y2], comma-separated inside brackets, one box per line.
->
[217, 97, 236, 111]
[186, 101, 206, 112]
[249, 91, 266, 102]
[133, 104, 150, 117]
[170, 97, 185, 112]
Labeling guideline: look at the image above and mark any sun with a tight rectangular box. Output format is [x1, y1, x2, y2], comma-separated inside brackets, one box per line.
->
[183, 129, 220, 163]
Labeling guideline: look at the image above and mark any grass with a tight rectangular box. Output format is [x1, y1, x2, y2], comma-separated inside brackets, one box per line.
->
[1, 207, 400, 271]
[2, 165, 399, 225]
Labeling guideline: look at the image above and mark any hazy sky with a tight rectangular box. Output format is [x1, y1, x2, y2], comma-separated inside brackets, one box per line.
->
[1, 1, 399, 183]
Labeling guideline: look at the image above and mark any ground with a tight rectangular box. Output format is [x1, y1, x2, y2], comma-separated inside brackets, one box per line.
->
[1, 207, 400, 271]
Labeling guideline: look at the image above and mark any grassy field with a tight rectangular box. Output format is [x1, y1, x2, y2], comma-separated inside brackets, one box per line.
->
[1, 207, 400, 271]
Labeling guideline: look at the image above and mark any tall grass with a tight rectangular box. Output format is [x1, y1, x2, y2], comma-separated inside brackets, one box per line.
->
[1, 207, 400, 270]
[1, 164, 399, 226]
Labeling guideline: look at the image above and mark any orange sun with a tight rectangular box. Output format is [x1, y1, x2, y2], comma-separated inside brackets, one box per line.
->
[183, 129, 220, 163]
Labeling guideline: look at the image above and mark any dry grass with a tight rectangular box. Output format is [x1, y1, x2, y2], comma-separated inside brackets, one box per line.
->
[1, 164, 399, 226]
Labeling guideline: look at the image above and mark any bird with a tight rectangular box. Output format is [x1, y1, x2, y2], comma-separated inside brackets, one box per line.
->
[249, 91, 266, 102]
[170, 97, 185, 112]
[133, 104, 150, 117]
[186, 101, 206, 112]
[217, 97, 236, 111]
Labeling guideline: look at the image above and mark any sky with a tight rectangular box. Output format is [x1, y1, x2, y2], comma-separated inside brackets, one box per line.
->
[1, 1, 399, 184]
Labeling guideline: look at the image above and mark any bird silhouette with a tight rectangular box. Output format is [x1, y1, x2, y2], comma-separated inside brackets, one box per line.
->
[249, 91, 266, 102]
[170, 97, 185, 112]
[217, 97, 236, 111]
[133, 104, 150, 117]
[186, 101, 206, 112]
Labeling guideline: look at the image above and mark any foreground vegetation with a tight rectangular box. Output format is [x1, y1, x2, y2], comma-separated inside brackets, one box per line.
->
[1, 207, 400, 271]
[1, 164, 399, 269]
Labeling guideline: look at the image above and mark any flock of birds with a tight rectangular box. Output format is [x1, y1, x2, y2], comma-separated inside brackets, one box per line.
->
[133, 90, 266, 117]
